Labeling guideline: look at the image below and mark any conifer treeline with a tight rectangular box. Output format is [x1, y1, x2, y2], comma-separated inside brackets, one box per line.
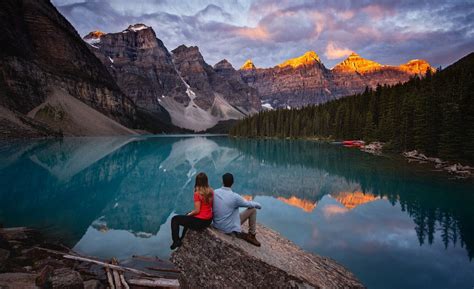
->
[230, 53, 474, 163]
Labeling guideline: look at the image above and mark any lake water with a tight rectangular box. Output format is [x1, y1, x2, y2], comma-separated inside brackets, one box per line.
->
[0, 135, 473, 288]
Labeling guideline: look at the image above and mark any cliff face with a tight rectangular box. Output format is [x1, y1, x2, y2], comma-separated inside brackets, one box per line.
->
[171, 224, 364, 288]
[240, 51, 332, 108]
[240, 51, 434, 109]
[86, 29, 260, 132]
[171, 45, 260, 114]
[86, 24, 189, 113]
[0, 0, 137, 136]
[213, 59, 261, 113]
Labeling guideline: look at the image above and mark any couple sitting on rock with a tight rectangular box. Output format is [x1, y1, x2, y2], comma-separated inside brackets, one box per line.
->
[170, 172, 262, 250]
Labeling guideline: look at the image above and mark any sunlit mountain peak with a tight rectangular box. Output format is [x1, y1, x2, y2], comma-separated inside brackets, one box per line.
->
[398, 59, 435, 74]
[277, 51, 321, 69]
[333, 53, 382, 73]
[240, 59, 256, 70]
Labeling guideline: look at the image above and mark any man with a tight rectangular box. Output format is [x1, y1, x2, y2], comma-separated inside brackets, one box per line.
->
[213, 173, 262, 246]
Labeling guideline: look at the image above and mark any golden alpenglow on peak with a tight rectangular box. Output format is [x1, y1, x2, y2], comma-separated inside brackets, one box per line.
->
[277, 51, 321, 69]
[240, 59, 256, 70]
[398, 59, 435, 74]
[333, 52, 382, 73]
[84, 30, 105, 39]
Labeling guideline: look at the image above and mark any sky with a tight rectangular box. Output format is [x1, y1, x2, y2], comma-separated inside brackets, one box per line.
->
[52, 0, 474, 69]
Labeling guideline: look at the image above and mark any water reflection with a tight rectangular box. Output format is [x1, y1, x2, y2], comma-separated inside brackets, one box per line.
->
[0, 136, 473, 289]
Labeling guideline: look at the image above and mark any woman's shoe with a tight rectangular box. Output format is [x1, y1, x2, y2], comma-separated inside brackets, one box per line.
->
[170, 240, 182, 250]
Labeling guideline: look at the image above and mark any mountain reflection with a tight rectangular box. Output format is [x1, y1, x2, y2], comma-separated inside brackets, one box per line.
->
[331, 191, 380, 210]
[277, 196, 317, 212]
[231, 138, 474, 260]
[0, 135, 473, 266]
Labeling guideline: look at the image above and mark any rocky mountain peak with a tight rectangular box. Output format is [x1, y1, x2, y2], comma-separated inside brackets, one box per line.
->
[277, 51, 321, 69]
[123, 23, 150, 32]
[240, 59, 256, 70]
[83, 30, 105, 45]
[333, 52, 382, 73]
[172, 45, 204, 62]
[398, 59, 435, 74]
[83, 30, 105, 40]
[214, 59, 235, 71]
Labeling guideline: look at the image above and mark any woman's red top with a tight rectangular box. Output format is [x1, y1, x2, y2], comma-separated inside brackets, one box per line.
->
[193, 190, 213, 220]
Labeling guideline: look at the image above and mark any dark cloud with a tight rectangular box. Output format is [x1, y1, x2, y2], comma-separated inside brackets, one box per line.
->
[52, 0, 474, 68]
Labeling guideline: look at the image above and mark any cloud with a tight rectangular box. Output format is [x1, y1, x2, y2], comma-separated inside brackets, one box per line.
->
[51, 0, 474, 68]
[235, 26, 270, 41]
[323, 204, 348, 218]
[325, 42, 353, 60]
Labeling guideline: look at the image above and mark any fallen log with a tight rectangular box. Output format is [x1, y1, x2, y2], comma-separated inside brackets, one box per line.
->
[132, 255, 164, 262]
[63, 255, 162, 278]
[120, 272, 130, 289]
[128, 278, 180, 288]
[146, 267, 180, 273]
[106, 267, 115, 289]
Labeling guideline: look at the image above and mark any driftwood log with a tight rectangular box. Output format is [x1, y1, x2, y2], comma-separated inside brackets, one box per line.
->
[172, 223, 364, 288]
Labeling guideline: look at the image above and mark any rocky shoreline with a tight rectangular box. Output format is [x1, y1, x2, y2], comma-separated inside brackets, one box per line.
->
[0, 227, 179, 289]
[360, 142, 473, 178]
[402, 150, 473, 178]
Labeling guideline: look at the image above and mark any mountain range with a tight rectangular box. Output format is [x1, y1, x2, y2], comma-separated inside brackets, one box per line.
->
[240, 51, 434, 109]
[0, 0, 434, 137]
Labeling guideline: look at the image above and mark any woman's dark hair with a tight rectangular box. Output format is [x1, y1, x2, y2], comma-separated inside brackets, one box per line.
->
[222, 173, 234, 187]
[195, 172, 212, 203]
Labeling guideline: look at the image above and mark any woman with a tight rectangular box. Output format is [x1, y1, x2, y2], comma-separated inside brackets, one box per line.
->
[170, 172, 213, 250]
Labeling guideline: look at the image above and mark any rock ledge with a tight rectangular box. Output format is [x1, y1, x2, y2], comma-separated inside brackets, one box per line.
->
[171, 224, 364, 288]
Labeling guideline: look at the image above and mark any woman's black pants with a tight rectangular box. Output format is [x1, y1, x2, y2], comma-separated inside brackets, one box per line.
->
[171, 215, 212, 243]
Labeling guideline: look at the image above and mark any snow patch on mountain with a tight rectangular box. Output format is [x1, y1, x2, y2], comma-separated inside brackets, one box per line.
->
[126, 24, 149, 32]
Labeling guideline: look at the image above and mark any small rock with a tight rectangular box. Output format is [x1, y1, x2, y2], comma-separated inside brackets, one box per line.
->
[0, 248, 10, 269]
[0, 273, 38, 289]
[0, 236, 10, 250]
[84, 279, 103, 289]
[50, 268, 84, 289]
[36, 264, 54, 288]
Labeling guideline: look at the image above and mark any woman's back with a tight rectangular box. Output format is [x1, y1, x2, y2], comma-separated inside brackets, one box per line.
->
[194, 191, 213, 220]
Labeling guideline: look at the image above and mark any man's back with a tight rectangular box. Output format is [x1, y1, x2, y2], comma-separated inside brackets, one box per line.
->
[213, 187, 260, 233]
[213, 187, 240, 233]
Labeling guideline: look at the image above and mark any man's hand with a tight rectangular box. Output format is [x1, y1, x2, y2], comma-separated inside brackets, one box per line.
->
[253, 202, 262, 209]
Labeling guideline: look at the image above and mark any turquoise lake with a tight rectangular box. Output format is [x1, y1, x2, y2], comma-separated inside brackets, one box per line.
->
[1, 135, 473, 288]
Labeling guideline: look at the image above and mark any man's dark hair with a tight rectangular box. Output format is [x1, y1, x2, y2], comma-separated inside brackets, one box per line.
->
[222, 173, 234, 187]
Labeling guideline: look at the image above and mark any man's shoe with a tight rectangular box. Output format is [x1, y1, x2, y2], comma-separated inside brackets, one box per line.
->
[243, 233, 261, 247]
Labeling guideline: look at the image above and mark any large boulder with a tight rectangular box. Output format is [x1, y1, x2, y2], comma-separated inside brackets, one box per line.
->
[171, 224, 364, 288]
[49, 268, 84, 289]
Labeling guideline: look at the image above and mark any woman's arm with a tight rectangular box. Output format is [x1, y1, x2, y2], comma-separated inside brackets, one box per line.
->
[187, 201, 201, 216]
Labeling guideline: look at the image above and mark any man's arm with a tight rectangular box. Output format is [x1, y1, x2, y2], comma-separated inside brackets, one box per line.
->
[234, 193, 261, 209]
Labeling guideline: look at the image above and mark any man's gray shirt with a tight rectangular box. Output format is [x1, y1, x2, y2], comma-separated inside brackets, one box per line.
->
[212, 187, 261, 233]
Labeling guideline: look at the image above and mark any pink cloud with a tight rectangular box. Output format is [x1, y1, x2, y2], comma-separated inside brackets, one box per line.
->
[325, 41, 353, 59]
[362, 4, 395, 19]
[234, 25, 270, 41]
[323, 204, 349, 218]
